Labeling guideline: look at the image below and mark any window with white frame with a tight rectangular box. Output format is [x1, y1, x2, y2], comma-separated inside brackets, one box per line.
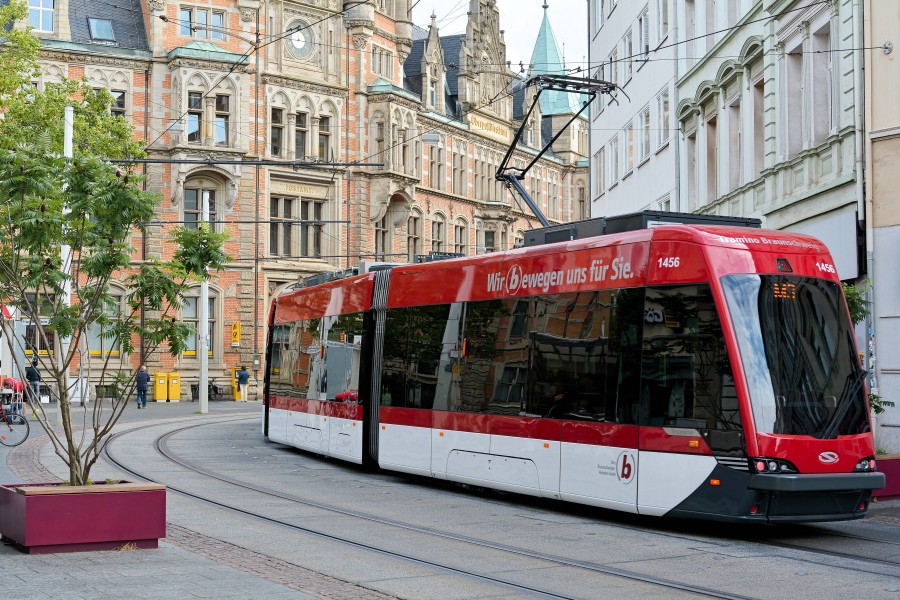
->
[318, 116, 332, 159]
[407, 212, 422, 262]
[371, 45, 393, 78]
[482, 229, 496, 254]
[727, 95, 742, 192]
[593, 148, 605, 197]
[183, 296, 215, 357]
[638, 9, 650, 61]
[271, 108, 284, 156]
[179, 7, 226, 39]
[295, 112, 308, 158]
[453, 219, 467, 255]
[624, 30, 633, 82]
[431, 215, 446, 252]
[110, 90, 126, 117]
[87, 294, 122, 356]
[609, 135, 620, 185]
[609, 49, 619, 86]
[374, 214, 389, 259]
[187, 91, 203, 143]
[269, 196, 294, 257]
[624, 125, 635, 174]
[640, 106, 651, 161]
[29, 0, 54, 32]
[656, 0, 669, 43]
[657, 88, 670, 147]
[24, 293, 55, 356]
[184, 187, 218, 231]
[214, 94, 229, 146]
[300, 200, 323, 257]
[705, 112, 719, 204]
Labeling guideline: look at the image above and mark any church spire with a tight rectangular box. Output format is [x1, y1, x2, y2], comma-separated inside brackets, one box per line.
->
[529, 2, 582, 115]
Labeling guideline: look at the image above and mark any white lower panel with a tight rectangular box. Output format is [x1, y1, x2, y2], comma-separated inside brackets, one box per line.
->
[328, 417, 362, 464]
[560, 443, 638, 510]
[267, 408, 289, 444]
[432, 429, 489, 480]
[446, 451, 541, 496]
[289, 411, 325, 454]
[379, 423, 432, 476]
[637, 451, 717, 516]
[490, 435, 560, 498]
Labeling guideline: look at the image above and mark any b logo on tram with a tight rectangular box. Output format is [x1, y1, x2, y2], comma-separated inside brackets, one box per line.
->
[616, 451, 636, 484]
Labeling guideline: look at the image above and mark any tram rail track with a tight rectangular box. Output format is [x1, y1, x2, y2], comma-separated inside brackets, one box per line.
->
[102, 418, 900, 598]
[104, 419, 754, 600]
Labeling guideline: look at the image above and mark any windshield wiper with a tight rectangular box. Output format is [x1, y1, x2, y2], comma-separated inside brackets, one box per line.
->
[816, 369, 866, 439]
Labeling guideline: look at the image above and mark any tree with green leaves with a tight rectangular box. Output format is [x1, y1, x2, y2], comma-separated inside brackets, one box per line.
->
[0, 4, 228, 485]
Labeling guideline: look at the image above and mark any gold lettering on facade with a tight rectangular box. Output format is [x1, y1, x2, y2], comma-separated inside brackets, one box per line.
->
[468, 114, 510, 143]
[269, 181, 329, 197]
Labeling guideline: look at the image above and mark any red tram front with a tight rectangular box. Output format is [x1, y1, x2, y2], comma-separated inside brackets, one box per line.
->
[263, 224, 884, 523]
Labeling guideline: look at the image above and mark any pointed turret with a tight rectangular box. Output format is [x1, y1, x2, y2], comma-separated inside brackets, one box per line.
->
[529, 3, 583, 115]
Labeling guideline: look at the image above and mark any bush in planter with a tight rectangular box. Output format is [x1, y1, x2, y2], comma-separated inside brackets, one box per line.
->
[0, 2, 228, 487]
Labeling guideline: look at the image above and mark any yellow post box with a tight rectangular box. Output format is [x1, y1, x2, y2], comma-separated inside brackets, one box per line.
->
[231, 368, 240, 400]
[154, 373, 168, 402]
[167, 372, 181, 402]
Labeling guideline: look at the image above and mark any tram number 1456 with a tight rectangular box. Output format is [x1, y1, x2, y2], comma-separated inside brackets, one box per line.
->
[658, 257, 681, 268]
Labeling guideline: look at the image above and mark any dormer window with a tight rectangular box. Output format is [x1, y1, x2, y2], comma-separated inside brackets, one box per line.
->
[429, 79, 436, 107]
[87, 18, 115, 42]
[29, 0, 54, 33]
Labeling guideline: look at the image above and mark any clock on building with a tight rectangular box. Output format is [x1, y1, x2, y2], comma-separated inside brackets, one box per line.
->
[286, 21, 314, 59]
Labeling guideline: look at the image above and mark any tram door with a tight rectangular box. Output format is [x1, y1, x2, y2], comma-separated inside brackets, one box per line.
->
[636, 285, 727, 516]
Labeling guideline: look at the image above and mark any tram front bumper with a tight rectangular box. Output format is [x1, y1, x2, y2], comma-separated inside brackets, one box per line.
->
[748, 472, 885, 493]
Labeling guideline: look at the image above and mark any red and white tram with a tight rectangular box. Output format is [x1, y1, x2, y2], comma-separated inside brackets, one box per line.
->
[263, 221, 884, 522]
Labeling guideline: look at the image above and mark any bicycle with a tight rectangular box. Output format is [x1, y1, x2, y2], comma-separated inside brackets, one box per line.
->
[190, 378, 227, 402]
[0, 398, 29, 447]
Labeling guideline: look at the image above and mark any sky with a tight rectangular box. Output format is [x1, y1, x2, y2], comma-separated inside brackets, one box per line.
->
[410, 0, 589, 76]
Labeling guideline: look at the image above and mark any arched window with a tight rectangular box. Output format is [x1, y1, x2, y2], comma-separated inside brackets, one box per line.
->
[183, 180, 222, 232]
[431, 213, 446, 252]
[182, 289, 220, 359]
[407, 209, 423, 262]
[453, 218, 468, 255]
[87, 288, 125, 357]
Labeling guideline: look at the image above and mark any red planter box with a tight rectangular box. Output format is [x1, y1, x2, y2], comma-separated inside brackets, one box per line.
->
[874, 455, 900, 500]
[0, 482, 166, 554]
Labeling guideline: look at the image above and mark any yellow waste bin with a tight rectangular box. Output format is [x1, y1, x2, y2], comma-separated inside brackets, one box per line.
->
[154, 373, 168, 402]
[168, 371, 181, 402]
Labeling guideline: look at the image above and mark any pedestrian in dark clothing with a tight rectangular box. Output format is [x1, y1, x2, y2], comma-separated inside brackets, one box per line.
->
[236, 366, 250, 402]
[136, 365, 150, 409]
[25, 360, 41, 411]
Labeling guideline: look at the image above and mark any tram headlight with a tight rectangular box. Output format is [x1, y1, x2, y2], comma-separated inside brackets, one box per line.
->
[853, 457, 877, 472]
[751, 457, 798, 474]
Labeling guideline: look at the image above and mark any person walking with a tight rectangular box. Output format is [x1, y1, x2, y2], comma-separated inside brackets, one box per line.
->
[236, 366, 251, 402]
[25, 360, 41, 414]
[136, 365, 150, 409]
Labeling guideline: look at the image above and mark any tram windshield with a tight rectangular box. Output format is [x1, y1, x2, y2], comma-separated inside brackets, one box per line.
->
[721, 274, 869, 438]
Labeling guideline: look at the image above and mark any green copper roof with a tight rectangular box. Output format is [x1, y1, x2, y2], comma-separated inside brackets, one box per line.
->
[529, 7, 584, 115]
[168, 41, 247, 64]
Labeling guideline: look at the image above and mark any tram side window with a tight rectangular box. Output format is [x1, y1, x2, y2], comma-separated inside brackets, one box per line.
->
[523, 289, 643, 424]
[457, 299, 514, 414]
[382, 304, 453, 409]
[641, 285, 741, 431]
[322, 312, 365, 402]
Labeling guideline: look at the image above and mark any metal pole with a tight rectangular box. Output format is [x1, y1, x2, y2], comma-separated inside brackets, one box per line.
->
[199, 191, 210, 415]
[58, 105, 74, 427]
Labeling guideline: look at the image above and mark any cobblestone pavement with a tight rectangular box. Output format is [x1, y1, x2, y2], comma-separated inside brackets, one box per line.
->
[1, 402, 393, 600]
[3, 402, 899, 600]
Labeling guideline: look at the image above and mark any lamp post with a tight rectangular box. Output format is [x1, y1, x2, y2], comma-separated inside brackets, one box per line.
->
[159, 16, 261, 408]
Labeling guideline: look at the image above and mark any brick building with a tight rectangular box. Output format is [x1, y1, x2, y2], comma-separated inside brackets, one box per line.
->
[12, 0, 587, 398]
